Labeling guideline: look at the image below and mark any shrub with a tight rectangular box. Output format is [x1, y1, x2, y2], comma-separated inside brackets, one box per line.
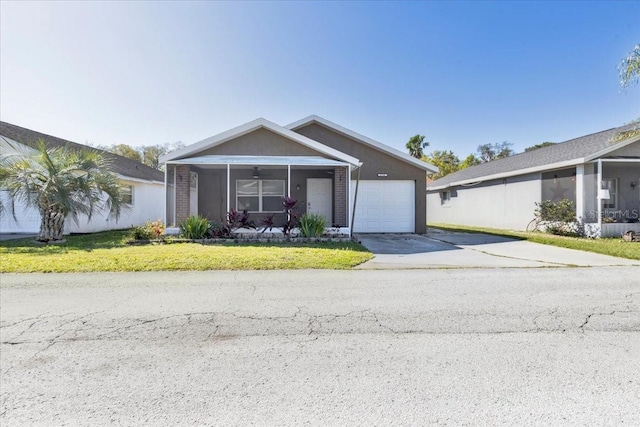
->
[534, 199, 583, 237]
[206, 220, 231, 238]
[130, 219, 164, 240]
[534, 199, 576, 222]
[179, 215, 210, 239]
[299, 213, 326, 237]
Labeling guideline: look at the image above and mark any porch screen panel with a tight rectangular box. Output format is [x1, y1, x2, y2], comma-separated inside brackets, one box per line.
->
[237, 180, 259, 212]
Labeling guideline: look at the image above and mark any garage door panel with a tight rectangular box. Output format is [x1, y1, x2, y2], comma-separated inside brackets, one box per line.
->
[351, 180, 415, 233]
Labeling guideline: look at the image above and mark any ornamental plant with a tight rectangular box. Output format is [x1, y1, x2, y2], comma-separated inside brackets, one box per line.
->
[299, 213, 326, 237]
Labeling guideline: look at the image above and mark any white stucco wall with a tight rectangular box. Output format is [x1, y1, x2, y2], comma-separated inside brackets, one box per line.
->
[0, 179, 164, 234]
[427, 172, 541, 230]
[0, 191, 41, 233]
[66, 179, 164, 233]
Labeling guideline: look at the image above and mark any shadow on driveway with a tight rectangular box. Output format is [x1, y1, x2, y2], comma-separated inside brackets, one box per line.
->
[354, 233, 459, 255]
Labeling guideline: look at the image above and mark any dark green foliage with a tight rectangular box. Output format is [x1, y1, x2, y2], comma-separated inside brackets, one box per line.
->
[525, 142, 557, 152]
[534, 199, 583, 237]
[534, 199, 576, 223]
[299, 213, 326, 237]
[179, 215, 210, 239]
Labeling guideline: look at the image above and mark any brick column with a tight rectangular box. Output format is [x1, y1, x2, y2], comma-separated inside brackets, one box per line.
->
[175, 165, 191, 225]
[333, 166, 347, 227]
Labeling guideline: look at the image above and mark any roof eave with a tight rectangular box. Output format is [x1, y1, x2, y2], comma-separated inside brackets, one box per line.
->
[427, 158, 585, 191]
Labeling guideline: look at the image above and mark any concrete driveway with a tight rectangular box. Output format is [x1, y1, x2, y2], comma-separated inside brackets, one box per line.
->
[355, 229, 640, 269]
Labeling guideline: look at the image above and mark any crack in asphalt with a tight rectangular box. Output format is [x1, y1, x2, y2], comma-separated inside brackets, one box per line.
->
[2, 307, 639, 353]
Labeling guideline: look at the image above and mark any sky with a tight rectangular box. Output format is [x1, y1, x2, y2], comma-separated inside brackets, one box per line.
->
[1, 1, 639, 158]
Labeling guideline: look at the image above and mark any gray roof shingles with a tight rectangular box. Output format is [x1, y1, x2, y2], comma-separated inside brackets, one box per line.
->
[429, 122, 639, 189]
[0, 121, 164, 183]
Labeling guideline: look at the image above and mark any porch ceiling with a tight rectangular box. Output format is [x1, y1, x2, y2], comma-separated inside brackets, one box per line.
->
[167, 155, 358, 168]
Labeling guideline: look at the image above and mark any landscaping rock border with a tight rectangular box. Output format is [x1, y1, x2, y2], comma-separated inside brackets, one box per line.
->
[127, 236, 354, 245]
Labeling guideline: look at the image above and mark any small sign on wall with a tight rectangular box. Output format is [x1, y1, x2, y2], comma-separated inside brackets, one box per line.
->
[377, 173, 388, 177]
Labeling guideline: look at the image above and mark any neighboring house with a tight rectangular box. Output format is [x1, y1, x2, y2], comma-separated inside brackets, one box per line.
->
[427, 123, 640, 238]
[159, 115, 438, 235]
[0, 121, 165, 234]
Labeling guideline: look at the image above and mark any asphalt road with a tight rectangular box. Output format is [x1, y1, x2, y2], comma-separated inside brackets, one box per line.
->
[1, 268, 639, 426]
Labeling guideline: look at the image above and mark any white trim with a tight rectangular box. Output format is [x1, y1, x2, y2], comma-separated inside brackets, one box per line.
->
[114, 173, 163, 185]
[598, 158, 640, 163]
[286, 115, 438, 173]
[166, 155, 353, 168]
[597, 159, 602, 229]
[575, 164, 584, 220]
[428, 158, 582, 190]
[159, 117, 361, 167]
[163, 168, 167, 227]
[226, 164, 230, 214]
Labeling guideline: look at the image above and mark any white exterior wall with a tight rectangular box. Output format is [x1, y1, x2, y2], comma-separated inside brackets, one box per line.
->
[0, 191, 41, 233]
[0, 179, 164, 234]
[66, 179, 164, 233]
[427, 173, 541, 230]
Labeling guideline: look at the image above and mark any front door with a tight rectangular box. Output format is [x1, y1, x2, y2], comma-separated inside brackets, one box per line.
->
[307, 178, 332, 225]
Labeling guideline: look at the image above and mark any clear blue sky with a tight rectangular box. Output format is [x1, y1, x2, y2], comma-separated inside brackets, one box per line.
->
[1, 1, 638, 157]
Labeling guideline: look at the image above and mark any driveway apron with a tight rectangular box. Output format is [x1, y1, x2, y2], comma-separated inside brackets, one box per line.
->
[355, 231, 640, 269]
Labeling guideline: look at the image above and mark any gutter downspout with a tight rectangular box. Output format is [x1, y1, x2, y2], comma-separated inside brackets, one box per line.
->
[349, 165, 362, 236]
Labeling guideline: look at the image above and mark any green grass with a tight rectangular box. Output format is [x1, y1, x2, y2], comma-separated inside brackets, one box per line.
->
[0, 231, 373, 273]
[429, 223, 640, 261]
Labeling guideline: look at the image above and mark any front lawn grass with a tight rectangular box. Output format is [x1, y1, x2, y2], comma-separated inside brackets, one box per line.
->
[0, 231, 373, 272]
[429, 223, 640, 261]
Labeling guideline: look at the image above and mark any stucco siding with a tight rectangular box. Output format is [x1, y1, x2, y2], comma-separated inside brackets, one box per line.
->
[427, 173, 540, 230]
[66, 180, 164, 233]
[1, 180, 164, 234]
[194, 128, 325, 158]
[606, 141, 639, 157]
[294, 123, 427, 233]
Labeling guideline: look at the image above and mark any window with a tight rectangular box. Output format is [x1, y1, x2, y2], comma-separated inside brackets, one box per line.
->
[121, 185, 134, 205]
[441, 190, 451, 206]
[236, 180, 285, 212]
[602, 178, 618, 210]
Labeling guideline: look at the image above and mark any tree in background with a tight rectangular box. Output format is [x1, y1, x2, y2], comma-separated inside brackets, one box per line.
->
[460, 153, 481, 169]
[524, 142, 557, 152]
[619, 44, 640, 90]
[423, 150, 461, 180]
[0, 138, 124, 243]
[91, 141, 184, 170]
[406, 134, 429, 159]
[142, 142, 185, 170]
[476, 141, 514, 163]
[111, 144, 142, 162]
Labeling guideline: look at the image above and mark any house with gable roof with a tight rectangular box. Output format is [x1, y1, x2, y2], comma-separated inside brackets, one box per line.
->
[427, 123, 640, 238]
[160, 115, 438, 235]
[0, 121, 165, 234]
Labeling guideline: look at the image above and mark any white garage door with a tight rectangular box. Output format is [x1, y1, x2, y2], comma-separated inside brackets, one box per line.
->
[350, 180, 415, 233]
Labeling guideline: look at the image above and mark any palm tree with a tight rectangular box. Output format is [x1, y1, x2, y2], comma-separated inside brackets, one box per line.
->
[0, 138, 125, 243]
[619, 44, 640, 90]
[405, 134, 429, 159]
